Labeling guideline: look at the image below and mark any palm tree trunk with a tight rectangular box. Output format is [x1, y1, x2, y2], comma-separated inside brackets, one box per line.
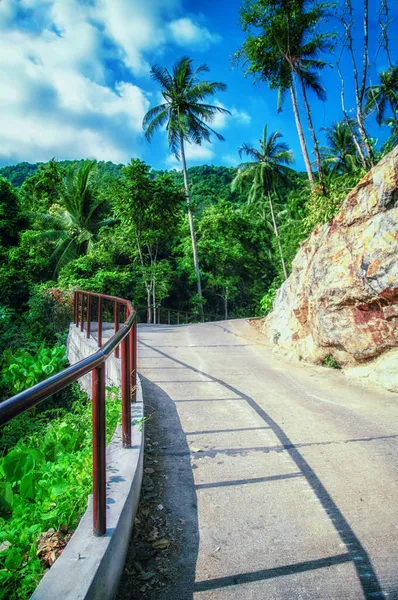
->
[289, 86, 314, 186]
[268, 191, 288, 280]
[180, 134, 204, 321]
[296, 72, 324, 187]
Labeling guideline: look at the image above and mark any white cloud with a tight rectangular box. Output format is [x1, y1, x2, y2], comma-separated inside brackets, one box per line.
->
[212, 101, 252, 130]
[94, 0, 172, 75]
[0, 6, 150, 164]
[167, 17, 221, 50]
[0, 0, 223, 166]
[166, 142, 215, 167]
[221, 154, 240, 167]
[231, 107, 251, 125]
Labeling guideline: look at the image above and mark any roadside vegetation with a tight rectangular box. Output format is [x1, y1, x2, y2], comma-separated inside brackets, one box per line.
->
[0, 389, 121, 600]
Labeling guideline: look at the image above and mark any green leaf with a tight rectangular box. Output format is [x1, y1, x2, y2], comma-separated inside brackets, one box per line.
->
[20, 473, 38, 500]
[0, 482, 13, 513]
[5, 548, 22, 570]
[51, 482, 67, 497]
[3, 448, 44, 482]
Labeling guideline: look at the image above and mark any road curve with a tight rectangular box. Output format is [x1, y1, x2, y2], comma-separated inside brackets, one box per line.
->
[137, 319, 398, 600]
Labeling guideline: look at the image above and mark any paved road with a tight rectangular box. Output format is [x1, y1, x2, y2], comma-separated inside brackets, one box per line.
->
[138, 319, 398, 600]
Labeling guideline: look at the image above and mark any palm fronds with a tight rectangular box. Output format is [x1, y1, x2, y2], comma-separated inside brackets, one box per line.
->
[143, 57, 230, 159]
[32, 160, 113, 275]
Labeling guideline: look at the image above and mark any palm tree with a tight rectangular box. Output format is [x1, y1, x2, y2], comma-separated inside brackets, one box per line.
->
[287, 83, 314, 186]
[278, 67, 315, 186]
[384, 118, 398, 149]
[238, 0, 333, 188]
[34, 160, 110, 275]
[143, 57, 230, 318]
[320, 121, 360, 174]
[232, 126, 294, 280]
[276, 15, 333, 188]
[365, 65, 398, 126]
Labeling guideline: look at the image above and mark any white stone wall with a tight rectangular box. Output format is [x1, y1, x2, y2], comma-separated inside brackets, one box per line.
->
[67, 324, 121, 397]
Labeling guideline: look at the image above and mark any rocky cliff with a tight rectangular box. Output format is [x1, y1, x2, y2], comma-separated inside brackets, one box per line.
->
[261, 146, 398, 392]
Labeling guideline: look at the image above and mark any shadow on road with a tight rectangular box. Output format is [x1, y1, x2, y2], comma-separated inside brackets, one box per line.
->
[117, 375, 199, 600]
[139, 340, 385, 600]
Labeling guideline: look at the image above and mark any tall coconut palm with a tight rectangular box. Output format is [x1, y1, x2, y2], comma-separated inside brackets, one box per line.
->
[238, 0, 333, 189]
[365, 65, 398, 125]
[34, 160, 110, 275]
[143, 57, 230, 319]
[232, 126, 294, 280]
[320, 120, 360, 174]
[276, 21, 333, 188]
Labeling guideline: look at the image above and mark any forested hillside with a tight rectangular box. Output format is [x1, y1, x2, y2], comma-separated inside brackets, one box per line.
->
[0, 159, 280, 319]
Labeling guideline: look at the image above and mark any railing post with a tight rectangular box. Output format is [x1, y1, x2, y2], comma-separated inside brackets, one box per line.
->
[98, 297, 102, 348]
[134, 320, 137, 391]
[92, 364, 106, 536]
[114, 301, 120, 359]
[87, 295, 91, 339]
[168, 309, 171, 325]
[130, 318, 137, 402]
[177, 311, 180, 325]
[121, 336, 131, 447]
[157, 307, 160, 324]
[186, 312, 188, 324]
[80, 293, 85, 332]
[74, 292, 77, 326]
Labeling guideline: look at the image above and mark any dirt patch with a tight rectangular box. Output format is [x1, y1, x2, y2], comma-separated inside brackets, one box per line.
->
[116, 403, 184, 599]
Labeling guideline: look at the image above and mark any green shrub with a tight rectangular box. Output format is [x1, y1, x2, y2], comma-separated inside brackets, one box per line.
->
[303, 172, 364, 232]
[2, 344, 67, 395]
[0, 392, 121, 600]
[260, 287, 277, 316]
[0, 386, 80, 456]
[320, 354, 341, 369]
[58, 254, 136, 299]
[23, 286, 72, 346]
[0, 305, 19, 358]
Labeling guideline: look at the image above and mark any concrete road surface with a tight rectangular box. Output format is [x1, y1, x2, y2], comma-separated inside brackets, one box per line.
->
[137, 319, 398, 600]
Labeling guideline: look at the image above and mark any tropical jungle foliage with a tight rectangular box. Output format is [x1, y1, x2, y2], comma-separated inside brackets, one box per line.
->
[0, 389, 121, 600]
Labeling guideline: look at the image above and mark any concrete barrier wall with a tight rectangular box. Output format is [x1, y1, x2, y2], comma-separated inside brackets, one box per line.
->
[31, 325, 143, 600]
[67, 324, 121, 397]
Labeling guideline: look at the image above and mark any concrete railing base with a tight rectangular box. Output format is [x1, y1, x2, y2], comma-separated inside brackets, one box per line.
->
[67, 324, 121, 396]
[31, 327, 144, 600]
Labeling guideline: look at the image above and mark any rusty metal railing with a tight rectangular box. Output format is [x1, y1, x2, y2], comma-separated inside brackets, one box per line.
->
[139, 305, 190, 325]
[0, 290, 137, 536]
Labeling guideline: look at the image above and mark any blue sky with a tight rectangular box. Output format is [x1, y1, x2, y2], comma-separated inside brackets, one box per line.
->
[0, 0, 396, 171]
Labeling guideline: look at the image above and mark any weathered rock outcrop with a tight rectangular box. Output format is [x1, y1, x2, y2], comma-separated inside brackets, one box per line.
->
[261, 146, 398, 392]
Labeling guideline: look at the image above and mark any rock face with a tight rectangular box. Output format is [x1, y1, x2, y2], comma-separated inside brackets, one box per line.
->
[261, 146, 398, 391]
